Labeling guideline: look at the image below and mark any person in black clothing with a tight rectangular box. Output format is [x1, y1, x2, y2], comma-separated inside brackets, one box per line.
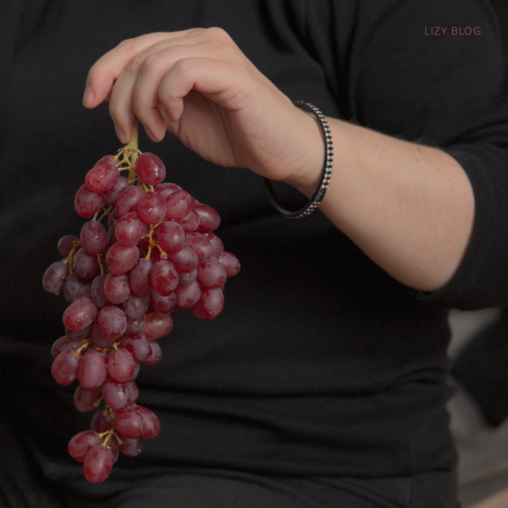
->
[1, 1, 507, 507]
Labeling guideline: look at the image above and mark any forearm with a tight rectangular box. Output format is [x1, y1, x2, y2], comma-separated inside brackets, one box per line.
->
[83, 30, 476, 293]
[287, 113, 475, 292]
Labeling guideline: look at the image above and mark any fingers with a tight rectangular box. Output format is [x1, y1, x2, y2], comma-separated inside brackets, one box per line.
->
[84, 28, 246, 143]
[127, 46, 228, 142]
[158, 57, 250, 120]
[83, 29, 203, 108]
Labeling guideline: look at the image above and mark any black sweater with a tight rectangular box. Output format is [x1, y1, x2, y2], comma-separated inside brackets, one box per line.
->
[1, 0, 508, 487]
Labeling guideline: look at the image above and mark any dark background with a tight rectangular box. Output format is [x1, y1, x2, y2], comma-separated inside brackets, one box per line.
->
[492, 0, 508, 56]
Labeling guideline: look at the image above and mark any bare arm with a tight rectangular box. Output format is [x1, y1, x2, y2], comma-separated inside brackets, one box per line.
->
[84, 28, 475, 292]
[286, 113, 475, 292]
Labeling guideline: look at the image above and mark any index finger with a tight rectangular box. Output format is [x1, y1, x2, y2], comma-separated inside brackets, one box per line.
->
[83, 30, 197, 109]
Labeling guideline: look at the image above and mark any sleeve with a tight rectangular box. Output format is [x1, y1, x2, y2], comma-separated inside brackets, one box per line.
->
[306, 0, 508, 310]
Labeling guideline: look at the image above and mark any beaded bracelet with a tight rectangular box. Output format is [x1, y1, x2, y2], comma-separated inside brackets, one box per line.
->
[263, 101, 334, 219]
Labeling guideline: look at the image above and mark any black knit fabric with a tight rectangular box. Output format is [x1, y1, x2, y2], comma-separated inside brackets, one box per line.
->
[0, 0, 507, 502]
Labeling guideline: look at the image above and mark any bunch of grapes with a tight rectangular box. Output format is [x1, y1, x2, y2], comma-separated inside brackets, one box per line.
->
[42, 132, 240, 484]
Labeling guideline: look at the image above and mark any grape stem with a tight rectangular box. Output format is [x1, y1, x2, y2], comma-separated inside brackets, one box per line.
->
[62, 240, 81, 274]
[95, 205, 114, 224]
[126, 119, 140, 180]
[74, 339, 93, 357]
[96, 252, 107, 275]
[142, 220, 167, 261]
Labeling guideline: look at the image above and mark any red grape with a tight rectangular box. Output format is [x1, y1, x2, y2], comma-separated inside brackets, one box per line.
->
[51, 349, 81, 386]
[180, 209, 200, 232]
[63, 298, 97, 331]
[167, 245, 199, 273]
[44, 144, 240, 484]
[92, 319, 116, 348]
[75, 284, 93, 301]
[151, 290, 177, 314]
[83, 444, 115, 484]
[158, 221, 185, 254]
[51, 336, 80, 359]
[186, 232, 214, 262]
[58, 234, 79, 257]
[97, 306, 127, 340]
[206, 233, 224, 257]
[175, 281, 201, 309]
[197, 258, 227, 288]
[42, 261, 69, 294]
[122, 336, 151, 363]
[136, 406, 160, 439]
[122, 294, 150, 320]
[193, 203, 220, 232]
[125, 316, 146, 337]
[150, 260, 178, 296]
[80, 221, 108, 255]
[68, 430, 102, 462]
[178, 269, 197, 287]
[142, 312, 173, 340]
[73, 248, 99, 280]
[103, 176, 130, 206]
[102, 378, 130, 411]
[142, 341, 162, 366]
[155, 182, 181, 199]
[119, 435, 143, 457]
[114, 407, 143, 439]
[194, 287, 224, 319]
[63, 274, 89, 303]
[115, 212, 146, 247]
[91, 274, 109, 308]
[91, 411, 112, 433]
[75, 184, 103, 219]
[130, 258, 153, 296]
[74, 385, 101, 413]
[85, 156, 119, 193]
[135, 152, 166, 186]
[78, 350, 108, 391]
[65, 324, 92, 341]
[116, 185, 144, 217]
[107, 348, 136, 382]
[165, 190, 193, 222]
[137, 191, 166, 224]
[106, 243, 139, 275]
[219, 251, 241, 277]
[103, 272, 131, 304]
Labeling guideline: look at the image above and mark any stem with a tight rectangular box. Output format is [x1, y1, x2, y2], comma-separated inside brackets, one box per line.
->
[127, 119, 139, 180]
[74, 339, 93, 357]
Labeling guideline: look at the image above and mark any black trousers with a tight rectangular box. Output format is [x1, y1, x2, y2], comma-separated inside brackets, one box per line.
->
[1, 437, 459, 508]
[54, 469, 458, 508]
[0, 403, 457, 508]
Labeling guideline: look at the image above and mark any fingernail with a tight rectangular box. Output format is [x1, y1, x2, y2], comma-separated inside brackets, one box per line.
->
[82, 86, 94, 107]
[145, 127, 156, 141]
[115, 125, 127, 144]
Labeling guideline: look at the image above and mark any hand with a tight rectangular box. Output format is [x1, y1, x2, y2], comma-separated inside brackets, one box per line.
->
[83, 28, 323, 186]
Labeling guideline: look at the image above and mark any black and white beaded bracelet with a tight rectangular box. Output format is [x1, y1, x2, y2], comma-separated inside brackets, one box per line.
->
[263, 101, 334, 219]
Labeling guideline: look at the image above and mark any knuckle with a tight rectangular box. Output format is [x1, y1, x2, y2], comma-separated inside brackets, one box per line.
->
[206, 26, 230, 41]
[171, 58, 193, 79]
[139, 53, 162, 73]
[108, 100, 122, 119]
[221, 42, 240, 60]
[126, 53, 145, 74]
[116, 37, 137, 53]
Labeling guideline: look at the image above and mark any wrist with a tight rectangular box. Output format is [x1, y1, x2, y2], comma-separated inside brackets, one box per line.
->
[283, 106, 328, 198]
[263, 102, 334, 219]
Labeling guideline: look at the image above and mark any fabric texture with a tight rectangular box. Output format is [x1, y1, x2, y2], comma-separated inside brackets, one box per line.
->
[0, 0, 507, 505]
